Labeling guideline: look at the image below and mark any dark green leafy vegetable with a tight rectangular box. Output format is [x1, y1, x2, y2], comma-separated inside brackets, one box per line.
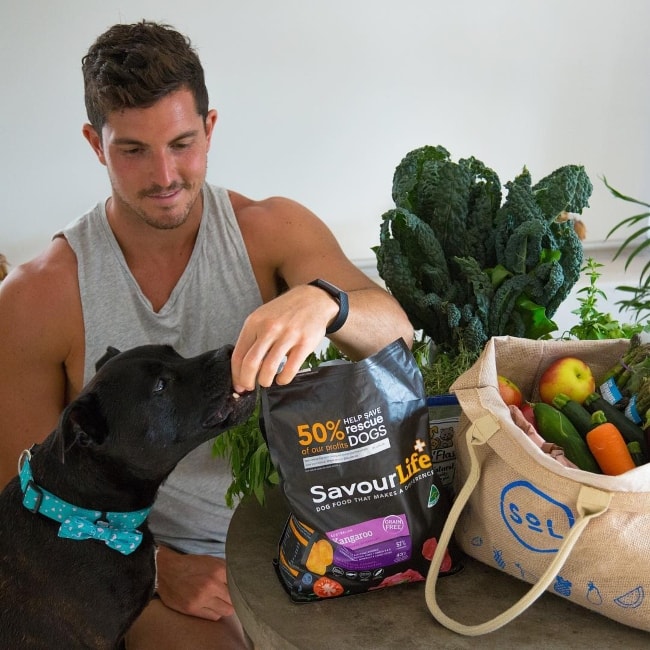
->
[374, 145, 592, 358]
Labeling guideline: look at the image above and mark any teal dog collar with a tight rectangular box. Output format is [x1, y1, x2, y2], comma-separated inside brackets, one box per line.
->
[19, 449, 151, 556]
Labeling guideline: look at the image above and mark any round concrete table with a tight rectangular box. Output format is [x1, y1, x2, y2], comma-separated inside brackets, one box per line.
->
[226, 487, 648, 649]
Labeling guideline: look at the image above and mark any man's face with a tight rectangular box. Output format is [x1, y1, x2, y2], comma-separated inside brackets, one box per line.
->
[84, 89, 217, 230]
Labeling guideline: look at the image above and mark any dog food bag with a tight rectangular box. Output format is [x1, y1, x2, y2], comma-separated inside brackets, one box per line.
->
[261, 339, 458, 602]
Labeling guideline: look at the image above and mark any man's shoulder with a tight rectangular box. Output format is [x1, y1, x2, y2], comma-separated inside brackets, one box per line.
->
[0, 236, 84, 407]
[0, 238, 78, 309]
[226, 189, 313, 223]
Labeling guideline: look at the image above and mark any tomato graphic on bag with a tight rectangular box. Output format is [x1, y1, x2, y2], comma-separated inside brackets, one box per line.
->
[422, 537, 453, 572]
[312, 576, 345, 598]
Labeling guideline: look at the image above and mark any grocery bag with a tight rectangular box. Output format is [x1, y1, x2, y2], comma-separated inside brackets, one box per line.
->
[425, 336, 650, 634]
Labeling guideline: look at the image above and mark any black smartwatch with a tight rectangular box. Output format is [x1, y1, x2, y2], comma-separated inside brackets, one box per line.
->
[308, 279, 349, 334]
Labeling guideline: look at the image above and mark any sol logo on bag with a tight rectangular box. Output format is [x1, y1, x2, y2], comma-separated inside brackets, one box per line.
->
[500, 481, 575, 553]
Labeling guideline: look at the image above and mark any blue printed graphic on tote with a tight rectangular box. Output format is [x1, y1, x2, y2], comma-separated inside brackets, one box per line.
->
[514, 562, 538, 583]
[586, 581, 603, 606]
[554, 575, 572, 597]
[500, 480, 575, 553]
[614, 586, 645, 609]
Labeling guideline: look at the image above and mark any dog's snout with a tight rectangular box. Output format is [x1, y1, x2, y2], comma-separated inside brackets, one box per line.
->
[200, 346, 235, 392]
[202, 345, 234, 366]
[215, 345, 234, 362]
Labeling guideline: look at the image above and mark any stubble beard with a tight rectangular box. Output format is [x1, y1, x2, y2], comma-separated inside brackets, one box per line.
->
[110, 179, 202, 231]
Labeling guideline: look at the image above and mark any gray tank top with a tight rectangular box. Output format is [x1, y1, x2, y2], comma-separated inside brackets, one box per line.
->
[61, 184, 263, 556]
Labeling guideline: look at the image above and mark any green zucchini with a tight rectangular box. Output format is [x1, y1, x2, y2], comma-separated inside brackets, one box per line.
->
[583, 392, 648, 459]
[551, 393, 594, 439]
[533, 402, 601, 473]
[627, 441, 645, 467]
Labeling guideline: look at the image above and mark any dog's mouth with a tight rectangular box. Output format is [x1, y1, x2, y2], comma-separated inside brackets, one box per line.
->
[202, 389, 256, 429]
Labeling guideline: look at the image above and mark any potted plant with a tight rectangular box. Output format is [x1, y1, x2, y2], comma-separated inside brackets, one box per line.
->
[603, 178, 650, 324]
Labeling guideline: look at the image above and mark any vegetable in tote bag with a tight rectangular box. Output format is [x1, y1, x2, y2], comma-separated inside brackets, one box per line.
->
[425, 336, 650, 634]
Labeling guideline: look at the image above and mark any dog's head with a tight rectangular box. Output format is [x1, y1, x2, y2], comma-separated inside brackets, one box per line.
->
[57, 344, 256, 481]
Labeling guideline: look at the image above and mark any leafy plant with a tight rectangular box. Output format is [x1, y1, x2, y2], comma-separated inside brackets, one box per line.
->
[212, 398, 277, 508]
[603, 177, 650, 322]
[562, 258, 646, 340]
[412, 334, 477, 396]
[373, 145, 592, 359]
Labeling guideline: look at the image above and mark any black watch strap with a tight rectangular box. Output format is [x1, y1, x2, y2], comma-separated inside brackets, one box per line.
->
[308, 279, 349, 334]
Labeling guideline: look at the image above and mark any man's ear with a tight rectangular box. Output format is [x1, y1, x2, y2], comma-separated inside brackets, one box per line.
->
[82, 123, 107, 165]
[57, 393, 109, 462]
[205, 109, 218, 151]
[95, 346, 121, 372]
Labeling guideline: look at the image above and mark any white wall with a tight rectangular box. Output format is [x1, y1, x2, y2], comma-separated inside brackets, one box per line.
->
[2, 0, 649, 270]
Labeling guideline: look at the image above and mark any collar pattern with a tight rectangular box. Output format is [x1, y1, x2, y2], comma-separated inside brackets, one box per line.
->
[19, 449, 151, 555]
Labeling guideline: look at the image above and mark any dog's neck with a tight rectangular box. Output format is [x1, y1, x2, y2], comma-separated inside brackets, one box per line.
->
[29, 437, 163, 513]
[19, 450, 152, 556]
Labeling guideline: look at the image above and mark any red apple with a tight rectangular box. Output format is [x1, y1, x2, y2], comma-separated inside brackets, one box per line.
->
[539, 356, 595, 405]
[520, 402, 538, 429]
[498, 375, 523, 407]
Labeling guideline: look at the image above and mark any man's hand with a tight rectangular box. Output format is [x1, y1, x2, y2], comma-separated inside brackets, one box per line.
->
[231, 285, 338, 393]
[155, 545, 234, 621]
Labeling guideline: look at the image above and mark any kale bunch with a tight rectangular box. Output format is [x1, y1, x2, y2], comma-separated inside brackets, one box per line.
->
[374, 145, 592, 358]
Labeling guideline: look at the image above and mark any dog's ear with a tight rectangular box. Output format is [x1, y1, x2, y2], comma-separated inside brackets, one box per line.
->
[95, 346, 121, 372]
[57, 392, 109, 462]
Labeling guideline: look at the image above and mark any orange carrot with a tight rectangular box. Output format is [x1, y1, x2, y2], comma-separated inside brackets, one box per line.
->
[586, 410, 636, 475]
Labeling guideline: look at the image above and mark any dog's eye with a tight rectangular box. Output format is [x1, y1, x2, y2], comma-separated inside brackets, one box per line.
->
[153, 378, 167, 393]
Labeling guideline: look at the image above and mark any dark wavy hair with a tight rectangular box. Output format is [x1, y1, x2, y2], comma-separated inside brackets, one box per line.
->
[82, 20, 209, 133]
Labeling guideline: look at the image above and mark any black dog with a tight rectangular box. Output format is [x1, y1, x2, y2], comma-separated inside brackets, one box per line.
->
[0, 344, 255, 649]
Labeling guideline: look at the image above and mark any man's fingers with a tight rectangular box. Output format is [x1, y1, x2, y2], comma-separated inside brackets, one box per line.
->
[274, 341, 315, 386]
[232, 335, 286, 391]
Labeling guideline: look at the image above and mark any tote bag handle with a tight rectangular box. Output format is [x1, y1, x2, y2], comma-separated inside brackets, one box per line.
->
[425, 415, 612, 636]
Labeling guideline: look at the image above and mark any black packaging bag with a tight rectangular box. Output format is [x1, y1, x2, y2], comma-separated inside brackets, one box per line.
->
[261, 339, 458, 602]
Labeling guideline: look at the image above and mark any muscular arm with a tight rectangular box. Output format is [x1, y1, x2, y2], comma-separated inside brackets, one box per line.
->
[230, 194, 414, 392]
[0, 240, 83, 488]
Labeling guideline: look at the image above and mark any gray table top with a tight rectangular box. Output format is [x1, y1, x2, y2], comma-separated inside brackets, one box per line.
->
[226, 486, 648, 649]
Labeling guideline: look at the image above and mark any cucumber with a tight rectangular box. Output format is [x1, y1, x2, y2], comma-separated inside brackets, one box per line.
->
[533, 402, 601, 473]
[627, 441, 646, 467]
[551, 393, 594, 439]
[584, 392, 648, 460]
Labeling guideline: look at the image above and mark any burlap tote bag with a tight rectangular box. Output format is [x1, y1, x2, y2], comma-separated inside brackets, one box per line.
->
[425, 336, 650, 635]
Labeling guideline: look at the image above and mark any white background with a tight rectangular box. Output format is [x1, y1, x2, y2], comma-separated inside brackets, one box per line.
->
[2, 0, 649, 271]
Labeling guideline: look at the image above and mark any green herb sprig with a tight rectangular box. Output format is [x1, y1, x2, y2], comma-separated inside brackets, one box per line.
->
[412, 335, 477, 396]
[563, 258, 645, 340]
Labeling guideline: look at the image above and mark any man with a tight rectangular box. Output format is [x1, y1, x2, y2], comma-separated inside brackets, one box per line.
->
[0, 21, 413, 649]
